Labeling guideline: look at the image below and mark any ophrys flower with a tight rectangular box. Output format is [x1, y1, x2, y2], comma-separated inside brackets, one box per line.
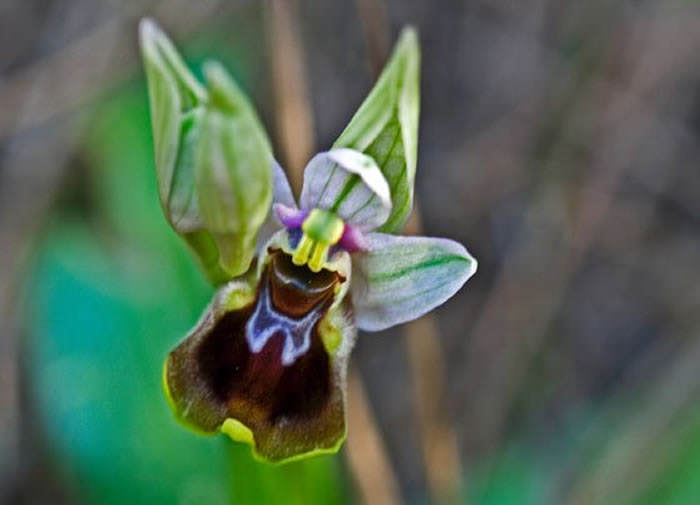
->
[140, 19, 477, 463]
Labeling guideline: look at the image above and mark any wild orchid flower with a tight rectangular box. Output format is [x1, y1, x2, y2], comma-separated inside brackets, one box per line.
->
[140, 19, 477, 463]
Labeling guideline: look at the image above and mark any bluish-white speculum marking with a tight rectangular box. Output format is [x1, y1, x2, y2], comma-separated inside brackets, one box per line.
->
[245, 277, 324, 366]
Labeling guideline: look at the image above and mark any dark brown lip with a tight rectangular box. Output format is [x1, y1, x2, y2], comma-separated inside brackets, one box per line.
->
[267, 249, 344, 318]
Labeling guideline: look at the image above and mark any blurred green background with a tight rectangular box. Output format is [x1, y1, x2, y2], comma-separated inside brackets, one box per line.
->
[2, 1, 700, 504]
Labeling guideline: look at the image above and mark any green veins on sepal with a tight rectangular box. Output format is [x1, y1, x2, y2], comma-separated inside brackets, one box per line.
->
[300, 149, 392, 232]
[139, 19, 272, 283]
[351, 233, 477, 332]
[333, 27, 420, 234]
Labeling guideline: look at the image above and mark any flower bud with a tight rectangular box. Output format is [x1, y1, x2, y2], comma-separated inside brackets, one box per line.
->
[140, 19, 272, 283]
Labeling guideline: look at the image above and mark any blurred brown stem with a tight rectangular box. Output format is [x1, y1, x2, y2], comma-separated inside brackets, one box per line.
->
[354, 2, 465, 501]
[267, 0, 314, 194]
[354, 0, 390, 77]
[403, 211, 463, 504]
[346, 368, 402, 505]
[266, 2, 401, 504]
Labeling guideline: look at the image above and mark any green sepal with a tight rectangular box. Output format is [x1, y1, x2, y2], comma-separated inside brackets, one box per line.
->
[139, 19, 274, 282]
[194, 61, 273, 277]
[352, 233, 476, 331]
[140, 19, 206, 227]
[333, 27, 420, 233]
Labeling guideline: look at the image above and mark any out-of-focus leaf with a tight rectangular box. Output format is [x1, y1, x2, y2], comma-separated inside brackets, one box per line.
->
[635, 409, 700, 505]
[23, 221, 228, 505]
[465, 446, 544, 505]
[333, 28, 420, 233]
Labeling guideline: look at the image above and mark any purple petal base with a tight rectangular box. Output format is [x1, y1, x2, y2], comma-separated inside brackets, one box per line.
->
[273, 203, 308, 229]
[338, 224, 369, 252]
[274, 203, 369, 254]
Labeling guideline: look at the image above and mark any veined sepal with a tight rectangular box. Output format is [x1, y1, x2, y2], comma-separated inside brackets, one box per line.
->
[300, 149, 392, 232]
[333, 27, 420, 233]
[139, 19, 274, 284]
[351, 233, 477, 331]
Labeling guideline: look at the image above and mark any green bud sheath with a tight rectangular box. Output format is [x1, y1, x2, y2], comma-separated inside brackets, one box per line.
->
[140, 20, 274, 283]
